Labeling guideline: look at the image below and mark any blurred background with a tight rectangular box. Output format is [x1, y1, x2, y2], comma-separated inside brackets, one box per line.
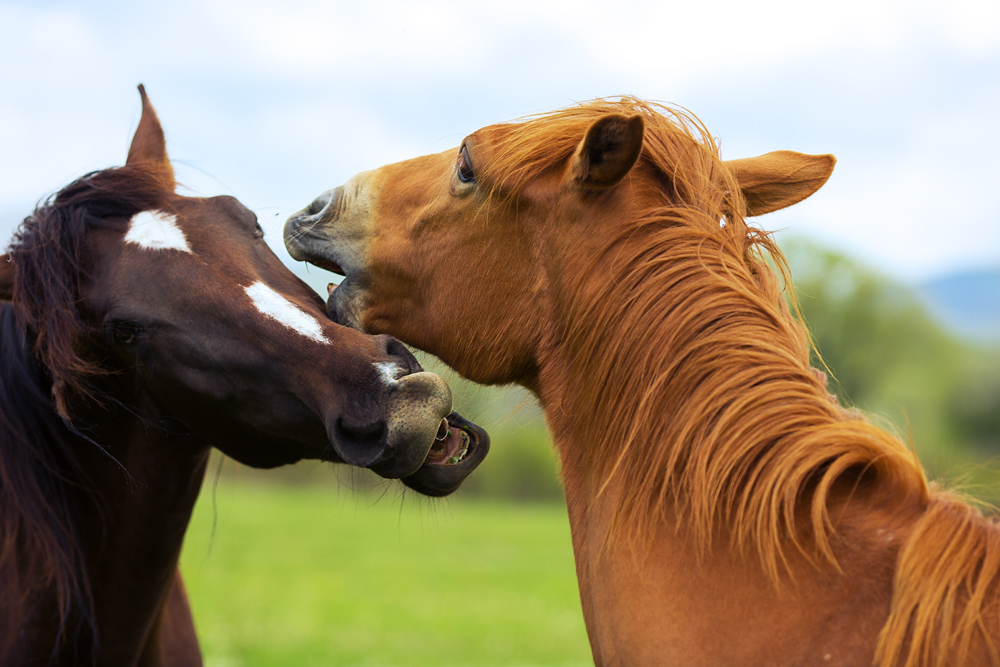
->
[2, 1, 998, 665]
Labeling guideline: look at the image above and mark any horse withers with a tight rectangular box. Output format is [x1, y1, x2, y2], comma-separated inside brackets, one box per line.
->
[0, 87, 487, 666]
[286, 97, 999, 666]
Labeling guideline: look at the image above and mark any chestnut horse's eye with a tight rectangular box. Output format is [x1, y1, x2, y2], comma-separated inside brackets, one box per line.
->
[457, 145, 475, 183]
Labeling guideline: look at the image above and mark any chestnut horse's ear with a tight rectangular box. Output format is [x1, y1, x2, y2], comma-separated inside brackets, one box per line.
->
[0, 255, 14, 300]
[126, 84, 175, 187]
[724, 151, 835, 216]
[571, 114, 645, 189]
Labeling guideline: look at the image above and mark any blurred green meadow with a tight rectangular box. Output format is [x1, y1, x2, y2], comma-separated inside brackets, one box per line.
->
[180, 473, 590, 667]
[180, 239, 999, 665]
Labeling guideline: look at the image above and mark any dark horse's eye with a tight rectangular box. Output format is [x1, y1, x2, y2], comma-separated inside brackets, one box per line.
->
[457, 144, 475, 183]
[109, 321, 144, 346]
[254, 222, 264, 239]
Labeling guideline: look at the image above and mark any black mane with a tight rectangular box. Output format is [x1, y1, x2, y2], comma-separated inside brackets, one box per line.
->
[1, 164, 170, 662]
[0, 303, 96, 661]
[8, 165, 172, 419]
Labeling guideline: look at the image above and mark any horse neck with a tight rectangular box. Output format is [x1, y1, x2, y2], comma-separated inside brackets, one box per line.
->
[0, 302, 210, 664]
[532, 210, 925, 558]
[72, 402, 209, 667]
[529, 218, 933, 665]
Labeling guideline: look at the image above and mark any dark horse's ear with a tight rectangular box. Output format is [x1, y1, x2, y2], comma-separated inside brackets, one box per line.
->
[126, 84, 175, 188]
[724, 151, 836, 216]
[0, 254, 13, 300]
[571, 114, 645, 189]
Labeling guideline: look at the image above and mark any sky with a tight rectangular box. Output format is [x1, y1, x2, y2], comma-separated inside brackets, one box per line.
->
[1, 0, 998, 287]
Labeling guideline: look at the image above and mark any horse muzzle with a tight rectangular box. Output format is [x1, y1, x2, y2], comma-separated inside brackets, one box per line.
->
[326, 368, 488, 495]
[284, 175, 375, 278]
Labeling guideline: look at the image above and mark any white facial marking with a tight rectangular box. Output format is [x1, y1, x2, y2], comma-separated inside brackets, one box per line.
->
[244, 282, 329, 344]
[124, 210, 191, 253]
[374, 361, 405, 386]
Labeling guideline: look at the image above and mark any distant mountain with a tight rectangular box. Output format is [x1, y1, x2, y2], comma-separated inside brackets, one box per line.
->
[919, 268, 1000, 343]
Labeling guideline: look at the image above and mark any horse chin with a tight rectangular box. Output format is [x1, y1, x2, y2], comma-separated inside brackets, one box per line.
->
[402, 412, 491, 497]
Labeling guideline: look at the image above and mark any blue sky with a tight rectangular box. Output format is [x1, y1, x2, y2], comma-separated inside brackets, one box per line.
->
[2, 0, 998, 287]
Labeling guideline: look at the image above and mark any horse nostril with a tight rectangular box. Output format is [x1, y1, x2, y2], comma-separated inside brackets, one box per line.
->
[333, 418, 388, 467]
[306, 190, 334, 217]
[377, 335, 420, 375]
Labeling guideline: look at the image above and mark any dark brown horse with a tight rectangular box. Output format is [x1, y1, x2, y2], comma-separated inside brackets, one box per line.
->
[286, 97, 1000, 666]
[0, 87, 487, 666]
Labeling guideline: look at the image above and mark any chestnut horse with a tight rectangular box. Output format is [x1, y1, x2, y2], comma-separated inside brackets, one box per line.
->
[286, 97, 1000, 666]
[0, 87, 487, 666]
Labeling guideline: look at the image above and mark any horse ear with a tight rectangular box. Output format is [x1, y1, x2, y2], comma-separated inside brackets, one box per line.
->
[571, 114, 645, 189]
[126, 84, 175, 187]
[0, 255, 13, 300]
[724, 151, 835, 216]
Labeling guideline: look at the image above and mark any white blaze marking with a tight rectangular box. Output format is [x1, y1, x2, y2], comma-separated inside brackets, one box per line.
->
[124, 210, 191, 253]
[374, 361, 404, 386]
[244, 282, 329, 344]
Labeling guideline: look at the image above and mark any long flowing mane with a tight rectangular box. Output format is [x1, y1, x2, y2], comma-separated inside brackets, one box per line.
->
[0, 165, 171, 659]
[482, 98, 1000, 666]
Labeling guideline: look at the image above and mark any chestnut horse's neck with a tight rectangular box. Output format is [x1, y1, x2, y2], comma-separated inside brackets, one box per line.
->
[533, 200, 928, 574]
[526, 205, 937, 665]
[0, 302, 208, 666]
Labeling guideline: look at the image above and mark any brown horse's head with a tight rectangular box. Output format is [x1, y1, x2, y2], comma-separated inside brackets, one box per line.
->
[5, 86, 487, 491]
[284, 98, 835, 391]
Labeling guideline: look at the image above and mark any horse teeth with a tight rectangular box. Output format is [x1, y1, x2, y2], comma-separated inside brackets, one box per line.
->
[451, 444, 469, 464]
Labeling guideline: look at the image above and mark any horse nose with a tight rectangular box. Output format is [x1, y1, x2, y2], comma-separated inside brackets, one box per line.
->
[375, 334, 421, 375]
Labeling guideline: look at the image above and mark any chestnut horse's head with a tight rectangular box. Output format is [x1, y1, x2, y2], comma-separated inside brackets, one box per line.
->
[4, 87, 487, 493]
[284, 97, 835, 391]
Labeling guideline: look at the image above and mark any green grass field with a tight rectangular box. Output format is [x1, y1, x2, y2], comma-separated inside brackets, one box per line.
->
[180, 475, 592, 667]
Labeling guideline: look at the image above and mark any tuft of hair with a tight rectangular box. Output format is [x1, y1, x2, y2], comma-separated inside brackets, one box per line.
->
[875, 489, 1000, 667]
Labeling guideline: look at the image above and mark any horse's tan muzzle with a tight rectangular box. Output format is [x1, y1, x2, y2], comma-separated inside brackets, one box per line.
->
[283, 172, 376, 277]
[373, 371, 454, 478]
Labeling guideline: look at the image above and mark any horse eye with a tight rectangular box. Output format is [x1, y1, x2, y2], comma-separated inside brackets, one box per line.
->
[457, 145, 475, 183]
[110, 321, 143, 345]
[254, 222, 264, 239]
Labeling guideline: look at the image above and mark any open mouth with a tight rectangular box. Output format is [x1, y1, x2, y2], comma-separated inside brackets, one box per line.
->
[313, 256, 345, 277]
[424, 417, 475, 466]
[401, 408, 490, 497]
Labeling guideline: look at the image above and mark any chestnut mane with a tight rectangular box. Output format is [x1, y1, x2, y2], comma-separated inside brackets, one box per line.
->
[482, 98, 1000, 666]
[1, 165, 170, 659]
